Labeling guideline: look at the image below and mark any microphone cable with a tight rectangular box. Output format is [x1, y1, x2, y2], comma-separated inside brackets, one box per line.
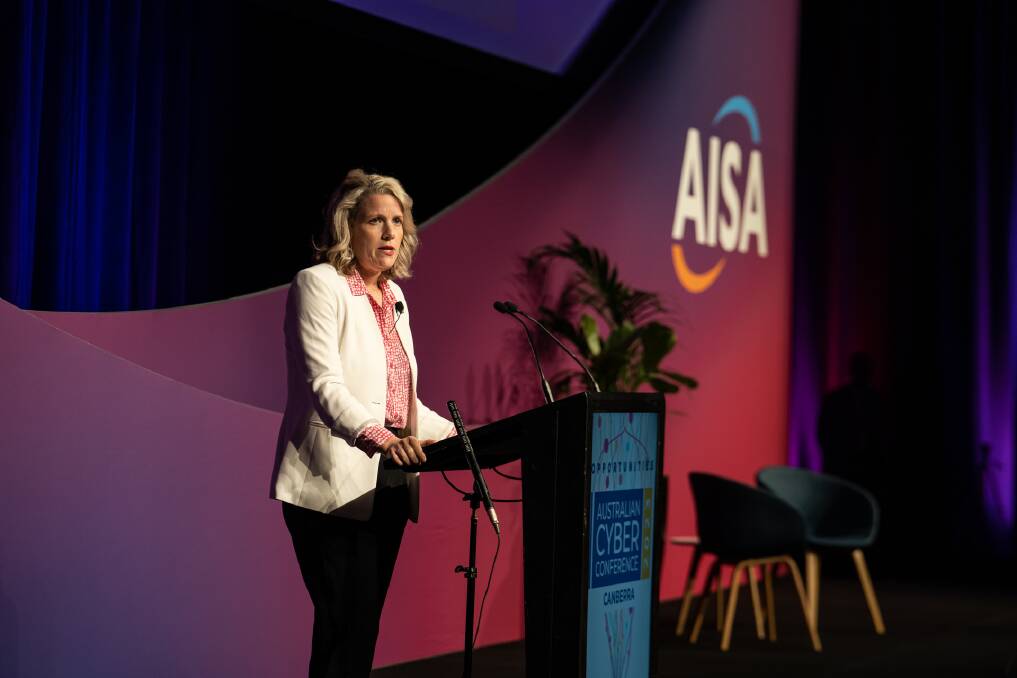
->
[437, 470, 511, 652]
[491, 466, 522, 481]
[388, 300, 405, 337]
[440, 469, 521, 502]
[473, 531, 500, 651]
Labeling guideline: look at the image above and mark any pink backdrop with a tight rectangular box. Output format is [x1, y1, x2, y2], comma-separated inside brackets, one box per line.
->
[0, 1, 798, 674]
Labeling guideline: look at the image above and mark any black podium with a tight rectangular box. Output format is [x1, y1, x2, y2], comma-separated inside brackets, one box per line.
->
[390, 391, 665, 678]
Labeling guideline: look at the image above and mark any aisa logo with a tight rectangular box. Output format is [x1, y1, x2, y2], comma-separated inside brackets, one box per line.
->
[670, 96, 768, 294]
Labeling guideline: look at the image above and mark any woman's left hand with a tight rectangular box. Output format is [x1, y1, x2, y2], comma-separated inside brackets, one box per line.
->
[383, 436, 429, 466]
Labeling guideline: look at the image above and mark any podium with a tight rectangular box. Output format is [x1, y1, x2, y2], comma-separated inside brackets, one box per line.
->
[389, 391, 665, 678]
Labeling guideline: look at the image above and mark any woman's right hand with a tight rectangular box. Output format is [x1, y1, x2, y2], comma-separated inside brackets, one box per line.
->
[383, 436, 428, 466]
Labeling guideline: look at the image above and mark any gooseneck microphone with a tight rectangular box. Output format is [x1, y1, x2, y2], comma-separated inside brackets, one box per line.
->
[500, 300, 602, 393]
[493, 301, 554, 404]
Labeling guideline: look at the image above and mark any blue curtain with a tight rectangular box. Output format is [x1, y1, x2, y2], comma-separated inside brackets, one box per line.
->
[1, 0, 221, 310]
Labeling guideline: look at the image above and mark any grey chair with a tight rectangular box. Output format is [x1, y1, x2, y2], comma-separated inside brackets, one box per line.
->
[756, 465, 886, 635]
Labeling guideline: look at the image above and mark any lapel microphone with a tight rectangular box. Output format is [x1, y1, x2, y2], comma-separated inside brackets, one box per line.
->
[390, 300, 405, 336]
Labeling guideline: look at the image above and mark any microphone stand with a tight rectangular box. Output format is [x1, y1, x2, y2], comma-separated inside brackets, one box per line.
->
[447, 400, 498, 678]
[450, 487, 481, 678]
[454, 489, 481, 678]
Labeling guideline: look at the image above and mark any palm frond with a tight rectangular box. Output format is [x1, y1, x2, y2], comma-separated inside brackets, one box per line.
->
[515, 231, 696, 396]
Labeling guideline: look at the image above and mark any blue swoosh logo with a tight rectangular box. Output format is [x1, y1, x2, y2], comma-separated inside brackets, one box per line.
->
[712, 96, 760, 144]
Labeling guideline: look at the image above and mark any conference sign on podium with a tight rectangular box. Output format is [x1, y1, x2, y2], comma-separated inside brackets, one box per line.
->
[587, 412, 658, 678]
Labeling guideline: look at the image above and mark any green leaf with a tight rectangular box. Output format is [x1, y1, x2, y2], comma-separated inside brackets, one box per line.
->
[640, 322, 676, 370]
[649, 377, 681, 394]
[658, 369, 699, 389]
[579, 314, 601, 356]
[605, 320, 637, 353]
[541, 310, 586, 357]
[591, 350, 628, 392]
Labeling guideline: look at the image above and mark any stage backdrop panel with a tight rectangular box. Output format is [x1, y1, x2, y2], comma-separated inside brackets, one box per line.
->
[406, 0, 799, 601]
[0, 0, 797, 674]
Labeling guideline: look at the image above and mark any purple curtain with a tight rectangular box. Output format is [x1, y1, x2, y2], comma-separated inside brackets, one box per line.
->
[791, 0, 1017, 559]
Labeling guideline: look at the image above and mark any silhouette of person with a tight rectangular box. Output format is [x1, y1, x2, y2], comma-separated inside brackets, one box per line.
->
[817, 352, 884, 493]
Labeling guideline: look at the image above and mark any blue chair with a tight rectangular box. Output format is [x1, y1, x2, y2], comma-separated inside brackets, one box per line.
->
[756, 466, 886, 635]
[687, 472, 821, 651]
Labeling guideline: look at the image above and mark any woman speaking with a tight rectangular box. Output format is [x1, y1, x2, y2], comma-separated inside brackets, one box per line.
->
[271, 169, 454, 677]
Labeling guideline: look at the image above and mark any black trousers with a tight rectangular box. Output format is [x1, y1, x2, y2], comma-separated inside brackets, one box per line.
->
[282, 465, 409, 678]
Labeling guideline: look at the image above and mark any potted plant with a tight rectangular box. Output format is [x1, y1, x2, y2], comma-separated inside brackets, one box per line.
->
[516, 232, 697, 396]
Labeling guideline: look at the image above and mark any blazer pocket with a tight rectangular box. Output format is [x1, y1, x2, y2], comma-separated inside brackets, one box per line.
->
[302, 423, 335, 484]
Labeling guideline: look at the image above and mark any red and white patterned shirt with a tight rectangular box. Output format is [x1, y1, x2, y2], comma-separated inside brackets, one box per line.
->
[346, 268, 411, 454]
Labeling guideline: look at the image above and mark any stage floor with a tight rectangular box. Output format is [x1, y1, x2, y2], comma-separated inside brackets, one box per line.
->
[374, 575, 1017, 677]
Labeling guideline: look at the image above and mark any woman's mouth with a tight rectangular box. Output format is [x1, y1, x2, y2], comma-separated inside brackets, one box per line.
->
[378, 246, 396, 255]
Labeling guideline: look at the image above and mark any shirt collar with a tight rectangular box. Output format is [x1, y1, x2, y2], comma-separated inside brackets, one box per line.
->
[346, 267, 367, 296]
[346, 267, 395, 305]
[381, 281, 397, 307]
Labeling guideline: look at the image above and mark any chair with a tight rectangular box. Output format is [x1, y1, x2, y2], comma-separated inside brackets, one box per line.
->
[686, 472, 821, 651]
[756, 466, 885, 635]
[670, 536, 707, 637]
[670, 536, 767, 639]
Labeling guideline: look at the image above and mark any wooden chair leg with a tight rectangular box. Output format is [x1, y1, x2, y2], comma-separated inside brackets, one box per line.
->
[782, 556, 823, 652]
[675, 547, 703, 636]
[715, 570, 725, 631]
[747, 563, 766, 640]
[852, 549, 886, 634]
[805, 550, 821, 631]
[763, 562, 777, 641]
[720, 562, 746, 651]
[689, 560, 720, 644]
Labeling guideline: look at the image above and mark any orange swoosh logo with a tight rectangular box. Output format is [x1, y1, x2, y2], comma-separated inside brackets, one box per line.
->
[671, 243, 725, 293]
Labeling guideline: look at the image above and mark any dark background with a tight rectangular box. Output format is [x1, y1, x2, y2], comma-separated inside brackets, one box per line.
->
[1, 0, 657, 309]
[793, 0, 1017, 573]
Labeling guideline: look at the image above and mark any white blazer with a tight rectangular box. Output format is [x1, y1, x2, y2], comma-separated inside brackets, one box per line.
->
[270, 263, 453, 521]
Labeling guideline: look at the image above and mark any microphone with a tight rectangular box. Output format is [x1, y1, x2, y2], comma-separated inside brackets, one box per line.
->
[493, 301, 553, 404]
[390, 300, 405, 336]
[501, 300, 601, 393]
[447, 400, 499, 535]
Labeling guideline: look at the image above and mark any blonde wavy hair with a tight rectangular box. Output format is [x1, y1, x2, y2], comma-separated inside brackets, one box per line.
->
[314, 169, 418, 280]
